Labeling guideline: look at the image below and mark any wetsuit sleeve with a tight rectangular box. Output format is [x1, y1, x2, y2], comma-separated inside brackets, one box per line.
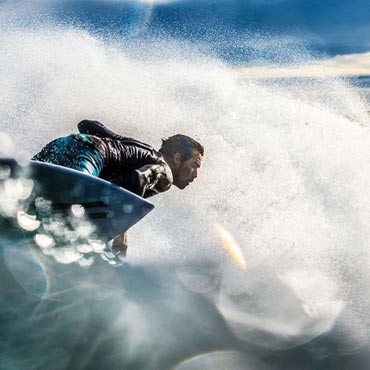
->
[133, 162, 173, 198]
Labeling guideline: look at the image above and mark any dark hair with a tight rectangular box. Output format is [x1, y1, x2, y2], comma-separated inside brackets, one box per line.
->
[159, 134, 204, 160]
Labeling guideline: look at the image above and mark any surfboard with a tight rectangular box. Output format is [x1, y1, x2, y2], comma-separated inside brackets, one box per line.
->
[0, 158, 154, 242]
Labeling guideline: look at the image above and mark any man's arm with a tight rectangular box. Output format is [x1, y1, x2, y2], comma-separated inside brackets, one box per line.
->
[134, 162, 173, 198]
[112, 231, 128, 256]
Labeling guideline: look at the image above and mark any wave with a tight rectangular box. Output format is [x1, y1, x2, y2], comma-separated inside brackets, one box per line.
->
[1, 16, 370, 369]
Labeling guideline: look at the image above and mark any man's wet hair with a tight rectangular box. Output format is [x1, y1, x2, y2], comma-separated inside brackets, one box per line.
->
[159, 134, 204, 160]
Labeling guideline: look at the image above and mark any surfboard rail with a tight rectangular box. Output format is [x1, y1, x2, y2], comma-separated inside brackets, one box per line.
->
[0, 158, 154, 241]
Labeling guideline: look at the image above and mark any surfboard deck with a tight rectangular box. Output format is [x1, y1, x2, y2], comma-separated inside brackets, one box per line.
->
[0, 158, 154, 242]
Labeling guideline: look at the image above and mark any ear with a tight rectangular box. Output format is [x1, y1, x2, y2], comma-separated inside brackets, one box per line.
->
[173, 153, 182, 168]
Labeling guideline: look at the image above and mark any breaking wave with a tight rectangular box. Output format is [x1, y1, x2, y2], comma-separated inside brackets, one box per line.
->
[1, 9, 370, 369]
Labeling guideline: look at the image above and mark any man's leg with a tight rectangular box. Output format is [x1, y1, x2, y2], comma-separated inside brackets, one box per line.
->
[32, 135, 104, 177]
[111, 231, 128, 256]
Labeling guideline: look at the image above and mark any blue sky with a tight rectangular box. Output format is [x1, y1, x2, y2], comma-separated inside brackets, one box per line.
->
[47, 0, 370, 54]
[2, 0, 370, 75]
[149, 0, 370, 54]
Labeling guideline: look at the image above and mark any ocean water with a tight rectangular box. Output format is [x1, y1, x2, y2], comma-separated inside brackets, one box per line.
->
[1, 5, 370, 370]
[348, 76, 370, 107]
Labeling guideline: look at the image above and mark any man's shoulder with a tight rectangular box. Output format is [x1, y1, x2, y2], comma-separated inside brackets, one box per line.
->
[119, 138, 164, 159]
[121, 137, 156, 151]
[101, 136, 164, 164]
[102, 136, 152, 150]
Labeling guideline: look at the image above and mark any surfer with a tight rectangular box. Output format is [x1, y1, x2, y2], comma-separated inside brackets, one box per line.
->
[32, 120, 204, 256]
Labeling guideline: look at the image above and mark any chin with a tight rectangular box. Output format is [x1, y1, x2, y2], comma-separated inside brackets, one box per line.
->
[175, 182, 188, 189]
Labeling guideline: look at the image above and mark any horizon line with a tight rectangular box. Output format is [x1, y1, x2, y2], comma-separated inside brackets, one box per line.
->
[239, 51, 370, 79]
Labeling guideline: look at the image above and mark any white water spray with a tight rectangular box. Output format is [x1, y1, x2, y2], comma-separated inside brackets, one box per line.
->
[1, 18, 370, 351]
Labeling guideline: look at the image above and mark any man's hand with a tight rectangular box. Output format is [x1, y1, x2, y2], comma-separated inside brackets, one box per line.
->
[112, 231, 128, 257]
[134, 162, 173, 197]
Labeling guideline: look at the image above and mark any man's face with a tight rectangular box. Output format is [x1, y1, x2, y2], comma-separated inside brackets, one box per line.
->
[173, 151, 202, 189]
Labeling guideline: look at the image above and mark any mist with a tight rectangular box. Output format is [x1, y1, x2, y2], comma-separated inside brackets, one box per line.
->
[1, 14, 370, 370]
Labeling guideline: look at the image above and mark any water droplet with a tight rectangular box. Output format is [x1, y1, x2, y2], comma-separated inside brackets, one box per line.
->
[77, 244, 93, 253]
[123, 204, 134, 213]
[5, 178, 34, 200]
[79, 256, 95, 268]
[34, 233, 55, 249]
[71, 204, 85, 218]
[89, 240, 106, 253]
[17, 211, 41, 231]
[0, 164, 11, 180]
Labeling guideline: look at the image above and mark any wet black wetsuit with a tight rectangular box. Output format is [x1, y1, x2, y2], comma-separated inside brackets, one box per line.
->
[96, 135, 172, 198]
[33, 120, 172, 198]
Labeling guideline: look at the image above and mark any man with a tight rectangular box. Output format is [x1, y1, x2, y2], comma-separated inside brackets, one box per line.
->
[32, 120, 204, 256]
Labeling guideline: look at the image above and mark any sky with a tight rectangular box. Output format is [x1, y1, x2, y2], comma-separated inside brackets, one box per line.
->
[1, 0, 370, 76]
